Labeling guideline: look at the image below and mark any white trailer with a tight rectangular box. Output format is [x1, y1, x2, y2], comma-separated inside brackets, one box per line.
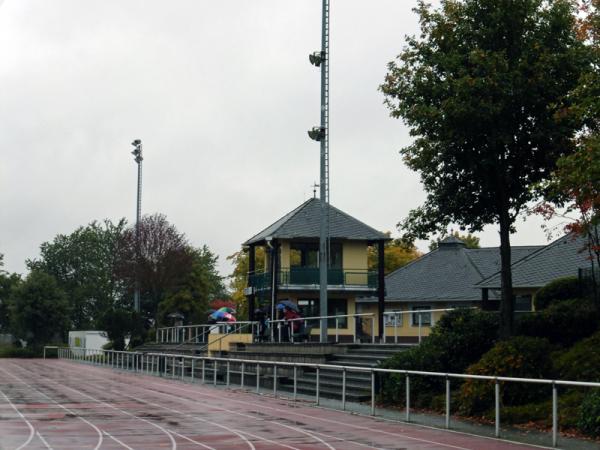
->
[68, 330, 108, 357]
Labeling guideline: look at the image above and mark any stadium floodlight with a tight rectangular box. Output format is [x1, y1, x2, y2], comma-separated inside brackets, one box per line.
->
[131, 139, 143, 163]
[308, 126, 326, 141]
[309, 51, 325, 67]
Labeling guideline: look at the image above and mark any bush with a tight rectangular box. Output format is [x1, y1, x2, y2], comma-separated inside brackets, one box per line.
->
[0, 344, 41, 358]
[517, 298, 599, 346]
[578, 390, 600, 437]
[554, 331, 600, 381]
[380, 309, 499, 408]
[458, 337, 554, 415]
[534, 276, 581, 310]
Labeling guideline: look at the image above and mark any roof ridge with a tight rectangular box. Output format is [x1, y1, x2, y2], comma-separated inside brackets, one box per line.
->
[385, 247, 440, 279]
[243, 198, 313, 245]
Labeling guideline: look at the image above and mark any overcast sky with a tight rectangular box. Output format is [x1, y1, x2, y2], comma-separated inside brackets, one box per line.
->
[0, 0, 564, 278]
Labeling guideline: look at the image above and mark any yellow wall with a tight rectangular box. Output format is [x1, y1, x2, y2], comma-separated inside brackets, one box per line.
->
[343, 242, 368, 271]
[280, 241, 290, 269]
[208, 333, 253, 355]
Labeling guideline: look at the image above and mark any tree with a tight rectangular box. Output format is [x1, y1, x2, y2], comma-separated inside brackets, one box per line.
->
[0, 254, 21, 334]
[227, 247, 266, 317]
[381, 0, 589, 337]
[157, 246, 225, 326]
[97, 308, 144, 351]
[9, 271, 69, 348]
[429, 231, 481, 251]
[116, 213, 193, 321]
[116, 214, 225, 326]
[27, 219, 127, 329]
[367, 233, 421, 275]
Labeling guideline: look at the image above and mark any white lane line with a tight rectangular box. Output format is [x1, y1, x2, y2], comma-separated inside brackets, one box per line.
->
[8, 365, 178, 450]
[0, 388, 35, 450]
[51, 361, 373, 450]
[103, 430, 134, 450]
[0, 365, 105, 450]
[168, 430, 216, 450]
[114, 369, 473, 450]
[31, 363, 259, 450]
[36, 431, 54, 450]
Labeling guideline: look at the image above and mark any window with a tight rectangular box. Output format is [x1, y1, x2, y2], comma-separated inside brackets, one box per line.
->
[411, 306, 432, 326]
[298, 299, 318, 318]
[328, 298, 348, 328]
[515, 295, 533, 312]
[385, 310, 403, 327]
[290, 243, 319, 268]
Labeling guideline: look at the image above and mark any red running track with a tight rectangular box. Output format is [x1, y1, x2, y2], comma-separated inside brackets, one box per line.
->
[0, 359, 545, 450]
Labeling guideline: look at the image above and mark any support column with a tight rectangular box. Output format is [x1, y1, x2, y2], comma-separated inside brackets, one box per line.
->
[248, 245, 256, 321]
[481, 288, 489, 311]
[377, 240, 385, 343]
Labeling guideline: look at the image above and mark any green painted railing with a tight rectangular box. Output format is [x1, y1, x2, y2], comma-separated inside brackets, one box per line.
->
[248, 268, 377, 291]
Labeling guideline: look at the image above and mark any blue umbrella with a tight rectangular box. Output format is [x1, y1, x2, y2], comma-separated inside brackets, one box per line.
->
[277, 300, 299, 312]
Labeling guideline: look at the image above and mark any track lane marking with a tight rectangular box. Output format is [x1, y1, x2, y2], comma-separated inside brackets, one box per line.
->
[0, 388, 35, 450]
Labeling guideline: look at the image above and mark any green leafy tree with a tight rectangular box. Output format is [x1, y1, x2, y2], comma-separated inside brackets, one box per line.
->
[367, 232, 421, 275]
[429, 231, 481, 251]
[0, 254, 21, 333]
[227, 247, 266, 318]
[157, 246, 225, 326]
[97, 308, 144, 351]
[27, 219, 127, 329]
[381, 0, 589, 337]
[9, 271, 69, 348]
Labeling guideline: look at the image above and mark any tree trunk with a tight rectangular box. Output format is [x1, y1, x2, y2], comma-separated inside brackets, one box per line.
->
[498, 208, 514, 339]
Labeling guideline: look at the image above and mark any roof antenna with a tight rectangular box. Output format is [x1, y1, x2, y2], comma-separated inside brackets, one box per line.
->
[312, 182, 320, 198]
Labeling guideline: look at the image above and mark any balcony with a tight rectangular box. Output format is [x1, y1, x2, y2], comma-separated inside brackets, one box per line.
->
[248, 267, 377, 292]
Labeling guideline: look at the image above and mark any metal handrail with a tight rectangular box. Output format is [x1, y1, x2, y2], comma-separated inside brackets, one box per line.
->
[193, 321, 257, 354]
[269, 313, 376, 344]
[56, 346, 600, 448]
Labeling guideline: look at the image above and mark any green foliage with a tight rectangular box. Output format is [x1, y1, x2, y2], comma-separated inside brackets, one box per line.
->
[555, 331, 600, 381]
[458, 337, 554, 415]
[97, 308, 144, 351]
[157, 246, 221, 326]
[429, 232, 480, 251]
[381, 0, 590, 337]
[0, 344, 41, 358]
[0, 269, 21, 334]
[380, 309, 499, 407]
[578, 389, 600, 437]
[9, 271, 69, 348]
[368, 233, 421, 275]
[227, 246, 266, 317]
[27, 219, 127, 330]
[517, 298, 599, 346]
[534, 276, 581, 310]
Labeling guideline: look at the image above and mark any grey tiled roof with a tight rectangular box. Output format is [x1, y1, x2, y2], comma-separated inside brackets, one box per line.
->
[382, 237, 542, 302]
[477, 232, 592, 289]
[243, 198, 389, 245]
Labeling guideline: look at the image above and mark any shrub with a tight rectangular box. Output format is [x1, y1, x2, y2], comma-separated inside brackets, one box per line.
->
[554, 331, 600, 381]
[380, 309, 499, 408]
[0, 344, 41, 358]
[578, 390, 600, 437]
[458, 337, 554, 415]
[517, 298, 599, 346]
[534, 276, 580, 310]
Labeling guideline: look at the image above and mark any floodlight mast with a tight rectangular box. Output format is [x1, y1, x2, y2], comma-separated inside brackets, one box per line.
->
[131, 139, 143, 313]
[307, 0, 330, 343]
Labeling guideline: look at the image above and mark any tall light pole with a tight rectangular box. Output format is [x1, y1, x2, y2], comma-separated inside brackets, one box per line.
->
[308, 0, 330, 343]
[131, 139, 143, 313]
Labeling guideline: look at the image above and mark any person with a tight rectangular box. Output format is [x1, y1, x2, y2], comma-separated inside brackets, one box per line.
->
[282, 306, 301, 342]
[254, 307, 268, 342]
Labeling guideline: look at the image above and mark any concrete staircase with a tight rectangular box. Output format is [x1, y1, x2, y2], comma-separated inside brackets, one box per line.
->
[279, 343, 412, 401]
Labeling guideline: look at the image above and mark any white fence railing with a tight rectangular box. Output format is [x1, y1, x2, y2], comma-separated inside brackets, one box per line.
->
[50, 346, 600, 448]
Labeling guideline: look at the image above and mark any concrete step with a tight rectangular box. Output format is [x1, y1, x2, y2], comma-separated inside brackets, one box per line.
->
[278, 380, 370, 402]
[301, 371, 371, 384]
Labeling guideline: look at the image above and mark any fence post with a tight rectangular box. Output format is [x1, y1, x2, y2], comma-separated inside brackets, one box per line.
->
[495, 380, 500, 438]
[226, 361, 230, 387]
[552, 382, 558, 447]
[213, 360, 218, 386]
[273, 364, 277, 396]
[418, 314, 422, 343]
[256, 363, 260, 393]
[371, 370, 376, 416]
[293, 365, 297, 401]
[202, 359, 206, 384]
[342, 368, 346, 410]
[445, 377, 450, 429]
[405, 374, 410, 422]
[241, 362, 245, 388]
[316, 367, 320, 406]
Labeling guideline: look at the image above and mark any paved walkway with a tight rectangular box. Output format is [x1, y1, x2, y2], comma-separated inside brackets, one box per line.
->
[0, 359, 547, 450]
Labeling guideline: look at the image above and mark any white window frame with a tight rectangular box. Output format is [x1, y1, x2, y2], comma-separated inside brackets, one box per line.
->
[410, 306, 433, 327]
[385, 310, 403, 327]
